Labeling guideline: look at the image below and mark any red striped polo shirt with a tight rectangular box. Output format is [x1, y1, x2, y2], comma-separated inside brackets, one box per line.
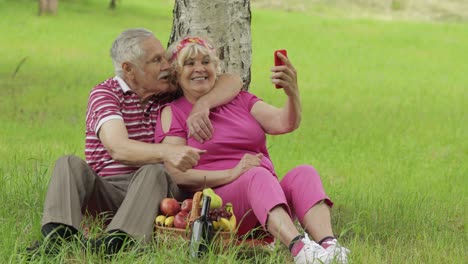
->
[85, 76, 160, 177]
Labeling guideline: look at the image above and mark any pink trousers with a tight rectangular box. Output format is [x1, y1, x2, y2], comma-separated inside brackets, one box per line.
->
[214, 164, 333, 236]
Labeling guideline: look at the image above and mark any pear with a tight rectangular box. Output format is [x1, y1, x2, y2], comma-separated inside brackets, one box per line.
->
[155, 215, 166, 226]
[164, 216, 175, 227]
[201, 188, 223, 209]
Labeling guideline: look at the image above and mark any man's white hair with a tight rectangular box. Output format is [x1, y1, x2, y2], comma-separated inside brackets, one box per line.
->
[110, 28, 154, 77]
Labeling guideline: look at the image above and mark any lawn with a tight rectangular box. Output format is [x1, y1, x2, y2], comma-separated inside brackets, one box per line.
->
[0, 0, 466, 263]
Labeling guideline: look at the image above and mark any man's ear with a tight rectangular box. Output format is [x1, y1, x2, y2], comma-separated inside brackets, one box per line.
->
[122, 61, 134, 79]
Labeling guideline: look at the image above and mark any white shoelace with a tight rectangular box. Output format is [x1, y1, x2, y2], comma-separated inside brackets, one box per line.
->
[302, 234, 330, 261]
[325, 240, 350, 263]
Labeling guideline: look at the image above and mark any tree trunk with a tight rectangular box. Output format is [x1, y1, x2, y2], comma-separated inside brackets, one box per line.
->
[169, 0, 252, 90]
[109, 0, 116, 10]
[38, 0, 58, 15]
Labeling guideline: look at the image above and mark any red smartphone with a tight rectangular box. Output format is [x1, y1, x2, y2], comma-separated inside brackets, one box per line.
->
[274, 49, 288, 88]
[274, 49, 287, 66]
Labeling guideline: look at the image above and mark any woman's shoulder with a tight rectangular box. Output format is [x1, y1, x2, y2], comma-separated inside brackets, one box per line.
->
[166, 97, 192, 112]
[231, 90, 262, 109]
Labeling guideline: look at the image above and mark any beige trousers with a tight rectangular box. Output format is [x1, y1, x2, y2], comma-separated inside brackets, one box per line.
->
[41, 155, 186, 243]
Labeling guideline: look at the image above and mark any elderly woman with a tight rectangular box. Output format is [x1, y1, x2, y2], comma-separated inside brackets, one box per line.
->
[155, 36, 349, 264]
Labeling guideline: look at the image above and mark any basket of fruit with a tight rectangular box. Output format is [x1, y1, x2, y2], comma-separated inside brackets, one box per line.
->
[154, 188, 237, 241]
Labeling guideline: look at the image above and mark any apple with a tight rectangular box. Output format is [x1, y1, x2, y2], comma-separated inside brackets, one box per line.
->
[174, 210, 189, 229]
[160, 198, 181, 216]
[181, 198, 193, 212]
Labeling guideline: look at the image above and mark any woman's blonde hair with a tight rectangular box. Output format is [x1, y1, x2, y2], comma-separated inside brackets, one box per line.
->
[166, 36, 222, 77]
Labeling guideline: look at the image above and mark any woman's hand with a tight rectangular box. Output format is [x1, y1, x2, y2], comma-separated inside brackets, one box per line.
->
[249, 51, 301, 134]
[230, 153, 264, 180]
[271, 52, 298, 97]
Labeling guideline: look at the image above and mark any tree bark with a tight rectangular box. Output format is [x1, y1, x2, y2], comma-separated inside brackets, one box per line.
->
[169, 0, 252, 90]
[39, 0, 58, 16]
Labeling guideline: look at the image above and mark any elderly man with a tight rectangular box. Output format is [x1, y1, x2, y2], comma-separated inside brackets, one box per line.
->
[32, 28, 241, 256]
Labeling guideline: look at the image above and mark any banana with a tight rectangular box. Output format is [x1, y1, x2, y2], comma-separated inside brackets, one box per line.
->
[155, 215, 166, 226]
[212, 220, 220, 231]
[225, 202, 237, 230]
[164, 216, 175, 227]
[218, 217, 234, 232]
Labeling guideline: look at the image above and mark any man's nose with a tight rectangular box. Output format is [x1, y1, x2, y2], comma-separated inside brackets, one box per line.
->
[161, 58, 170, 70]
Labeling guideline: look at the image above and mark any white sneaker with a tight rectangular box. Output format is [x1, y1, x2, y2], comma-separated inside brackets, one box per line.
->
[323, 239, 350, 264]
[294, 234, 330, 264]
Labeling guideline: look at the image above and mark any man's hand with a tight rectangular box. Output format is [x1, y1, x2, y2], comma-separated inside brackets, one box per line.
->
[230, 153, 263, 180]
[165, 145, 206, 172]
[187, 101, 214, 143]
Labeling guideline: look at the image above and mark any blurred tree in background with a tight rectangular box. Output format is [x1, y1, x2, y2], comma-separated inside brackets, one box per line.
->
[38, 0, 58, 15]
[109, 0, 116, 9]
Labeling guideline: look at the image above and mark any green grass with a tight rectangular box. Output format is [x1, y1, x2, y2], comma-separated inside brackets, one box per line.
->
[1, 0, 467, 263]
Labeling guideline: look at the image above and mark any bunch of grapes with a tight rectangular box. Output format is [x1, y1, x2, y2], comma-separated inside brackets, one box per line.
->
[209, 207, 233, 221]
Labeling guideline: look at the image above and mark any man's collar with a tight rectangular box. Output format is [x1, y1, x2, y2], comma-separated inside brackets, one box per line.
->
[114, 76, 167, 103]
[115, 76, 132, 93]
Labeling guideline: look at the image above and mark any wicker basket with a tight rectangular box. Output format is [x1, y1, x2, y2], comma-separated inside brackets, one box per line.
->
[154, 191, 234, 241]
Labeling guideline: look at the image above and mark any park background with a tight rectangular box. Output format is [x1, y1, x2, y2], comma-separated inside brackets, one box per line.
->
[0, 0, 466, 263]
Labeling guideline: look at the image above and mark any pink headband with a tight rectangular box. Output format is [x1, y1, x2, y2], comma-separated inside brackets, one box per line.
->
[170, 37, 215, 61]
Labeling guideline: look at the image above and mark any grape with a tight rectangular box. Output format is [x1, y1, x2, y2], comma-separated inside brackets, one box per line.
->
[209, 207, 234, 220]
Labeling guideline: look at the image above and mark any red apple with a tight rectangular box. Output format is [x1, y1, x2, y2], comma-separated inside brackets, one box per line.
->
[181, 198, 193, 212]
[174, 210, 189, 229]
[160, 198, 180, 216]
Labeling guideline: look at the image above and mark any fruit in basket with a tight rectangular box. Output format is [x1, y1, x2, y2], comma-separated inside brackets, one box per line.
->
[164, 216, 175, 227]
[181, 198, 193, 212]
[160, 198, 181, 216]
[201, 188, 222, 209]
[212, 220, 220, 230]
[225, 202, 237, 230]
[155, 215, 166, 226]
[208, 203, 236, 232]
[174, 210, 189, 229]
[218, 217, 235, 232]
